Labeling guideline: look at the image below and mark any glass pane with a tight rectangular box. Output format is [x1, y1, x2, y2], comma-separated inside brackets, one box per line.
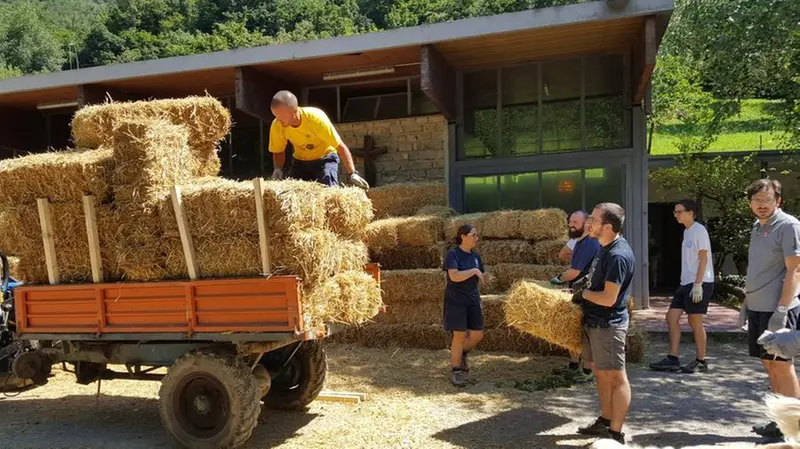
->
[585, 166, 625, 210]
[462, 70, 497, 159]
[375, 93, 408, 120]
[411, 78, 438, 116]
[307, 87, 338, 122]
[500, 172, 540, 209]
[464, 175, 499, 213]
[585, 55, 628, 149]
[541, 169, 582, 213]
[343, 97, 378, 122]
[541, 59, 582, 152]
[501, 64, 538, 156]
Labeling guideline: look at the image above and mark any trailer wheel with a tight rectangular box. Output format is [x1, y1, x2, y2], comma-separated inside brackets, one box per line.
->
[260, 341, 326, 410]
[159, 351, 260, 449]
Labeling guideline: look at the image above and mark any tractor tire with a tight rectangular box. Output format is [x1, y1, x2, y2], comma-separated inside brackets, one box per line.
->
[159, 350, 260, 449]
[260, 341, 327, 411]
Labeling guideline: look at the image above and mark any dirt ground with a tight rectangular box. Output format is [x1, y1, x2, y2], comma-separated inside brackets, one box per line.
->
[0, 337, 784, 448]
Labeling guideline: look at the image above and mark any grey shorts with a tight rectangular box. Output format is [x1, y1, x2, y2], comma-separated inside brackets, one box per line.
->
[582, 324, 628, 371]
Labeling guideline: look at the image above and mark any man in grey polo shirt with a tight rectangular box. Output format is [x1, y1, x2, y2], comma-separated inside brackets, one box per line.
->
[743, 179, 800, 441]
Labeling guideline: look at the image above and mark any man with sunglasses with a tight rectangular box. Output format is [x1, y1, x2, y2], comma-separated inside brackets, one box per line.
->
[573, 203, 635, 445]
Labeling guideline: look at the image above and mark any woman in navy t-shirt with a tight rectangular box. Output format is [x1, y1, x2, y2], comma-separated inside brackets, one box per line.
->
[443, 224, 485, 387]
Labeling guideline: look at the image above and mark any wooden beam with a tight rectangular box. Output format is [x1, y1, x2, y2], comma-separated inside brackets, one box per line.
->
[631, 16, 656, 105]
[252, 178, 272, 275]
[171, 186, 199, 280]
[235, 67, 296, 122]
[82, 195, 104, 283]
[420, 45, 456, 121]
[36, 199, 59, 285]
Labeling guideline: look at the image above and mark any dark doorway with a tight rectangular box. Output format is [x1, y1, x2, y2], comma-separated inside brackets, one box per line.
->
[648, 202, 684, 292]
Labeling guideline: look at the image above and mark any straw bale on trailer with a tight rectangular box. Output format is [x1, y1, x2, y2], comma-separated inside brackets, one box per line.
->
[504, 280, 583, 353]
[444, 213, 485, 239]
[365, 216, 444, 252]
[0, 149, 113, 207]
[111, 120, 196, 210]
[71, 96, 231, 159]
[487, 264, 564, 292]
[483, 210, 522, 239]
[305, 271, 383, 326]
[323, 187, 374, 240]
[159, 178, 327, 238]
[477, 239, 536, 265]
[370, 244, 445, 270]
[532, 239, 569, 265]
[415, 205, 456, 217]
[6, 256, 19, 279]
[367, 182, 447, 218]
[163, 236, 261, 279]
[519, 208, 568, 241]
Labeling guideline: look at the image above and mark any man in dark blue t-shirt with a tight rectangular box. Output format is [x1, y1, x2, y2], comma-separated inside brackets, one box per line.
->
[573, 203, 635, 445]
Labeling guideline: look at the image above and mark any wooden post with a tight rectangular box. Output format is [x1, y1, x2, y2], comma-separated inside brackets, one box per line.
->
[36, 198, 59, 285]
[171, 186, 200, 280]
[82, 195, 104, 283]
[253, 178, 272, 274]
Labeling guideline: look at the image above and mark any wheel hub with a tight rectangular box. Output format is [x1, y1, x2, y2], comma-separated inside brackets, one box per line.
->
[174, 374, 229, 439]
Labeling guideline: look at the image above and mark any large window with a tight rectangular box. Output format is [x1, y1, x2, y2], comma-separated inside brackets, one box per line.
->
[458, 54, 628, 159]
[463, 166, 625, 213]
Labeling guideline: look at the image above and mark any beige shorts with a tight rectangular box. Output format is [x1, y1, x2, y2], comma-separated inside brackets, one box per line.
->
[582, 324, 628, 371]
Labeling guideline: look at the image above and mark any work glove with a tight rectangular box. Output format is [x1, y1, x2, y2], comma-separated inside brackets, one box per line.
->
[271, 168, 284, 180]
[571, 289, 584, 306]
[550, 276, 566, 286]
[349, 172, 370, 190]
[768, 308, 789, 332]
[758, 329, 800, 360]
[691, 284, 703, 304]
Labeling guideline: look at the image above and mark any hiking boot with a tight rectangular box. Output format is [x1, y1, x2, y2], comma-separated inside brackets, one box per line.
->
[577, 417, 610, 436]
[572, 369, 595, 384]
[680, 359, 709, 374]
[649, 356, 681, 372]
[752, 421, 783, 438]
[460, 351, 470, 373]
[450, 369, 467, 388]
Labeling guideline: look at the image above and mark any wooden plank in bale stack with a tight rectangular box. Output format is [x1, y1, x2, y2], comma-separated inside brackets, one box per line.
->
[36, 199, 59, 285]
[171, 186, 199, 280]
[82, 195, 104, 283]
[252, 178, 272, 274]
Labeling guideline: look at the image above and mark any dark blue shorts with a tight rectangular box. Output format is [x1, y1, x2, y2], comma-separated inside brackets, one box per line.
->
[670, 282, 714, 315]
[748, 307, 800, 361]
[443, 298, 484, 332]
[288, 153, 339, 187]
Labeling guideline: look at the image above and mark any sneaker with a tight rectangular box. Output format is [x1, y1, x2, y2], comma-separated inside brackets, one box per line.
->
[680, 359, 708, 374]
[577, 418, 610, 436]
[450, 369, 467, 388]
[649, 356, 681, 372]
[460, 351, 469, 373]
[609, 431, 626, 445]
[572, 369, 595, 384]
[752, 421, 783, 438]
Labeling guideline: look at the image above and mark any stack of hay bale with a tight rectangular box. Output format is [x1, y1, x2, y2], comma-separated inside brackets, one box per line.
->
[0, 96, 381, 327]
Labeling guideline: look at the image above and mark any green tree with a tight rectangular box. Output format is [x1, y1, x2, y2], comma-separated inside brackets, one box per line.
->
[0, 1, 65, 74]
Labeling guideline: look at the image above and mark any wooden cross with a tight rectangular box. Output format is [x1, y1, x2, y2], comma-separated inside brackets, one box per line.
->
[349, 135, 388, 187]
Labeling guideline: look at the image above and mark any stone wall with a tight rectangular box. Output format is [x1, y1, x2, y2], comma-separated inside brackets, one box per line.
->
[336, 115, 448, 186]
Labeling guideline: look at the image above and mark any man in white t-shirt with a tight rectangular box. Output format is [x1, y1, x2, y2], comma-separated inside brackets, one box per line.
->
[650, 199, 715, 374]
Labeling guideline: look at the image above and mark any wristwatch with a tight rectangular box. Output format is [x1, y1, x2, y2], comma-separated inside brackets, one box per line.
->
[777, 305, 788, 313]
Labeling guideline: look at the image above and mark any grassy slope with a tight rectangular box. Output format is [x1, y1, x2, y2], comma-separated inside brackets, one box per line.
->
[650, 99, 791, 155]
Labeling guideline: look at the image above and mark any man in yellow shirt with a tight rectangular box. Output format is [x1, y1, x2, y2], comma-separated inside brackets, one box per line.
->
[268, 90, 369, 189]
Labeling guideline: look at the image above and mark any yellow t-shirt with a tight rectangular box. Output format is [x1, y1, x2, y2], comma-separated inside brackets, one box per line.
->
[268, 107, 342, 161]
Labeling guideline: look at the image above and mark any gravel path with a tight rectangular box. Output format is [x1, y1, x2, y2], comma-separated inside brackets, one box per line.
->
[0, 336, 785, 448]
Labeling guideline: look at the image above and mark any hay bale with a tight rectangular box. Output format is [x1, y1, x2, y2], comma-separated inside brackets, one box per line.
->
[477, 239, 536, 265]
[376, 294, 507, 328]
[483, 210, 522, 239]
[367, 182, 447, 218]
[305, 271, 383, 326]
[10, 203, 119, 284]
[381, 269, 444, 305]
[71, 96, 231, 167]
[504, 280, 583, 353]
[0, 149, 113, 207]
[111, 120, 196, 210]
[371, 244, 445, 270]
[365, 216, 444, 252]
[487, 264, 564, 292]
[159, 178, 327, 238]
[626, 325, 647, 363]
[444, 213, 485, 240]
[415, 205, 456, 217]
[532, 239, 569, 265]
[519, 208, 568, 241]
[164, 236, 261, 279]
[324, 187, 374, 240]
